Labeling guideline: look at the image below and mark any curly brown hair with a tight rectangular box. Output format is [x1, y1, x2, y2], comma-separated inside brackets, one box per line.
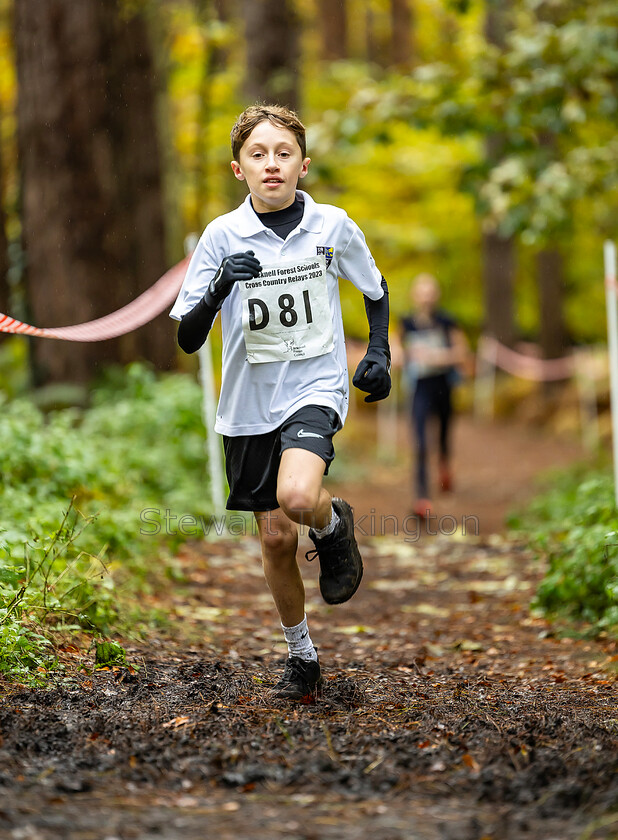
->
[230, 104, 306, 161]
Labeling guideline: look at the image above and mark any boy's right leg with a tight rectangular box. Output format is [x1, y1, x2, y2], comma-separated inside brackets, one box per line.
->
[254, 509, 321, 701]
[254, 508, 304, 628]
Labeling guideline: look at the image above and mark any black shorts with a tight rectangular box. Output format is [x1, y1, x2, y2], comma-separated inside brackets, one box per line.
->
[223, 405, 342, 512]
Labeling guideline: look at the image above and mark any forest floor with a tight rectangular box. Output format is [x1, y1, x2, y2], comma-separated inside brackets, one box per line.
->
[1, 410, 617, 840]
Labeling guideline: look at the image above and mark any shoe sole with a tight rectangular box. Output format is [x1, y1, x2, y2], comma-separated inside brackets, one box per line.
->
[321, 498, 363, 604]
[321, 565, 363, 605]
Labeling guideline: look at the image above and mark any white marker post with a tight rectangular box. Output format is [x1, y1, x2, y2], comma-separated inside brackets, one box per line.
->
[604, 240, 618, 507]
[473, 335, 498, 419]
[198, 338, 226, 513]
[184, 235, 226, 514]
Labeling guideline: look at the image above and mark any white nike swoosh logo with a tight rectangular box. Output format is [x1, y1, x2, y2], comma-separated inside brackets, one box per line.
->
[297, 428, 324, 439]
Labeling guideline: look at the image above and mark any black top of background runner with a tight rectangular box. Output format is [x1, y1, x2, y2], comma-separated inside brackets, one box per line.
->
[401, 311, 457, 335]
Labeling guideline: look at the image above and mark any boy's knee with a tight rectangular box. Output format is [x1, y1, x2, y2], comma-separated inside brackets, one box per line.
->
[276, 485, 319, 523]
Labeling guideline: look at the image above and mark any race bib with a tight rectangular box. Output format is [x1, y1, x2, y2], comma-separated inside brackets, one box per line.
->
[239, 255, 334, 364]
[405, 328, 450, 378]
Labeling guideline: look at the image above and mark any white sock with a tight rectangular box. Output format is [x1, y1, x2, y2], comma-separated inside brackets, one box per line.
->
[281, 614, 318, 662]
[313, 505, 340, 539]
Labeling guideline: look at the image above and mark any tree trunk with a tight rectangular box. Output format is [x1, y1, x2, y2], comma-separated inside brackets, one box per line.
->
[198, 0, 231, 73]
[532, 1, 566, 362]
[534, 128, 566, 361]
[537, 248, 568, 359]
[484, 0, 510, 46]
[481, 0, 516, 346]
[15, 0, 172, 385]
[482, 230, 516, 346]
[365, 5, 390, 68]
[243, 0, 300, 110]
[193, 0, 232, 227]
[318, 0, 348, 61]
[391, 0, 414, 69]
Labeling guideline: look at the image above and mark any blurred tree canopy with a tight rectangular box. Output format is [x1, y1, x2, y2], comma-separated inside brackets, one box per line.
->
[0, 0, 617, 384]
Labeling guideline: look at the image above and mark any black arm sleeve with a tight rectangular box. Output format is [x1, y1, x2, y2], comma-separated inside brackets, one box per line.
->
[363, 277, 390, 354]
[177, 296, 218, 354]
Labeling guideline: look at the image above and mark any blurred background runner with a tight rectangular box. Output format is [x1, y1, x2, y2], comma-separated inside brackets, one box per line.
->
[399, 273, 470, 519]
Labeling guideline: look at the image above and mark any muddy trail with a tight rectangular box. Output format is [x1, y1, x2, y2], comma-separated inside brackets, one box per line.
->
[1, 414, 617, 840]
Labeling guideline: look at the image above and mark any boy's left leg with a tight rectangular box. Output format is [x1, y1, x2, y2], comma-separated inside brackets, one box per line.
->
[276, 447, 332, 532]
[277, 448, 363, 605]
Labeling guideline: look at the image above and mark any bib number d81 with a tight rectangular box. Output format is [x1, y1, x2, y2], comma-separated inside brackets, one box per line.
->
[239, 254, 333, 363]
[249, 289, 313, 331]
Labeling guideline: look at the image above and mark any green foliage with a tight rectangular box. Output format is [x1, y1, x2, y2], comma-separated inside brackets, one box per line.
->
[95, 640, 127, 667]
[468, 0, 618, 244]
[0, 363, 210, 558]
[302, 0, 618, 342]
[0, 337, 29, 397]
[0, 501, 108, 682]
[0, 364, 212, 680]
[346, 0, 618, 245]
[304, 63, 482, 337]
[509, 467, 618, 632]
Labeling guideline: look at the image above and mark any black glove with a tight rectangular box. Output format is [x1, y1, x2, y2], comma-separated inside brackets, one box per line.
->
[353, 346, 391, 403]
[204, 250, 262, 310]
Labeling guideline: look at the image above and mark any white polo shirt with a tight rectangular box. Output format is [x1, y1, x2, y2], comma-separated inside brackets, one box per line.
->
[170, 190, 384, 436]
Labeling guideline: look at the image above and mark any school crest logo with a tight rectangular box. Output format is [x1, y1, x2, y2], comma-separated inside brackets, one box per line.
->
[317, 246, 334, 268]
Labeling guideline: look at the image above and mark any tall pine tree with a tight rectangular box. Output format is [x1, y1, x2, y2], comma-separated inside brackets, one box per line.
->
[243, 0, 300, 110]
[15, 0, 172, 384]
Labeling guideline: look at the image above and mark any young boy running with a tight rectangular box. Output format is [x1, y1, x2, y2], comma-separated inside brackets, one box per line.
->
[170, 104, 390, 701]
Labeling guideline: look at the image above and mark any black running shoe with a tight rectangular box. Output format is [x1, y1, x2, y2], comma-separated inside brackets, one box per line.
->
[306, 497, 363, 605]
[272, 656, 322, 702]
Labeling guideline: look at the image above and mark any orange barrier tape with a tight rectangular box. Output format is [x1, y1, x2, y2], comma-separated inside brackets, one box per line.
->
[0, 255, 190, 342]
[478, 335, 575, 382]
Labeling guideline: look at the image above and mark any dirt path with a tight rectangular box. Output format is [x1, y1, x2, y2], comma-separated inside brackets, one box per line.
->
[1, 413, 616, 840]
[329, 408, 586, 537]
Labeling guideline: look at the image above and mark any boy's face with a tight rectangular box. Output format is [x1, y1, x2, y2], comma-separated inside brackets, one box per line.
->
[231, 120, 310, 213]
